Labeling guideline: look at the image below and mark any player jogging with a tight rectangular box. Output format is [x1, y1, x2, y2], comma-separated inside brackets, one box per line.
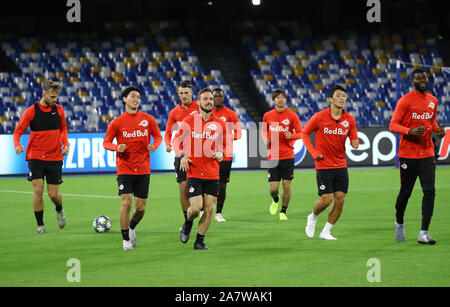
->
[211, 87, 242, 222]
[303, 84, 359, 240]
[174, 88, 226, 250]
[261, 89, 302, 220]
[389, 68, 446, 245]
[165, 80, 199, 223]
[13, 79, 69, 234]
[103, 86, 162, 251]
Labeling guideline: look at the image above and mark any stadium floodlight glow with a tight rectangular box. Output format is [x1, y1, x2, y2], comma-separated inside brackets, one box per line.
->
[252, 0, 261, 6]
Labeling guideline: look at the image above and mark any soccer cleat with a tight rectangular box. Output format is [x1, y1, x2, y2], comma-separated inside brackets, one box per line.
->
[180, 221, 193, 244]
[394, 221, 406, 243]
[35, 225, 45, 234]
[56, 209, 66, 229]
[123, 240, 133, 251]
[129, 228, 137, 247]
[417, 232, 436, 245]
[279, 212, 288, 220]
[319, 232, 337, 240]
[269, 200, 279, 216]
[305, 214, 317, 238]
[215, 213, 226, 222]
[194, 241, 210, 251]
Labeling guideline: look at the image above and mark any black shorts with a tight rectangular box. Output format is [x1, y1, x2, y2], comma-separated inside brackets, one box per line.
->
[27, 159, 63, 185]
[316, 168, 349, 196]
[268, 159, 294, 182]
[187, 178, 220, 198]
[174, 156, 187, 183]
[117, 174, 150, 199]
[219, 160, 233, 183]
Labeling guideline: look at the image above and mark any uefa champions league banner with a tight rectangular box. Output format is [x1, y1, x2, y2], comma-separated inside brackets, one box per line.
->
[0, 130, 248, 175]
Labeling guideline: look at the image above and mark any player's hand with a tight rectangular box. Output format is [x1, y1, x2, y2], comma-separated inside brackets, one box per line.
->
[409, 126, 426, 136]
[15, 145, 25, 155]
[180, 156, 192, 172]
[213, 152, 224, 162]
[166, 145, 172, 153]
[117, 144, 126, 153]
[351, 140, 359, 149]
[315, 153, 324, 161]
[62, 146, 69, 156]
[148, 144, 156, 153]
[436, 127, 446, 138]
[285, 131, 292, 140]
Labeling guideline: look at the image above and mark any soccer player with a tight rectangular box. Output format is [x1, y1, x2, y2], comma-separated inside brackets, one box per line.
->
[303, 84, 359, 240]
[261, 89, 302, 220]
[174, 88, 226, 250]
[103, 86, 162, 251]
[389, 68, 446, 245]
[13, 79, 69, 234]
[165, 80, 199, 223]
[211, 87, 242, 222]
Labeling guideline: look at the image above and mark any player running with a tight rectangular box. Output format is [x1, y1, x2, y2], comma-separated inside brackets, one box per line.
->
[389, 68, 446, 245]
[103, 86, 162, 251]
[13, 79, 69, 234]
[211, 87, 242, 222]
[174, 88, 226, 250]
[261, 89, 302, 220]
[302, 84, 359, 240]
[165, 80, 199, 224]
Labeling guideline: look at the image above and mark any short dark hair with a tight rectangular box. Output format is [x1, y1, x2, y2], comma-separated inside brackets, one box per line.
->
[212, 87, 224, 94]
[328, 84, 346, 98]
[178, 80, 193, 89]
[197, 88, 213, 101]
[272, 89, 287, 100]
[121, 86, 141, 105]
[411, 68, 426, 80]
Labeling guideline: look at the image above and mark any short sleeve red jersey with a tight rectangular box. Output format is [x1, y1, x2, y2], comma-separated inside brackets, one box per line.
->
[103, 111, 162, 175]
[13, 102, 69, 161]
[389, 90, 440, 159]
[261, 108, 302, 160]
[302, 108, 358, 170]
[165, 100, 199, 156]
[173, 113, 226, 180]
[212, 106, 242, 161]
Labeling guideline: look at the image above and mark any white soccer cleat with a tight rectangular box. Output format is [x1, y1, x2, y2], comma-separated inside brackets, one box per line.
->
[319, 232, 337, 240]
[123, 240, 133, 251]
[305, 214, 317, 238]
[215, 213, 226, 222]
[56, 209, 66, 229]
[129, 228, 137, 247]
[35, 225, 45, 234]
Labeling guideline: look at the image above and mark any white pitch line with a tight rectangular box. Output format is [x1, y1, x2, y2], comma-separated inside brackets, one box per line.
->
[0, 190, 119, 199]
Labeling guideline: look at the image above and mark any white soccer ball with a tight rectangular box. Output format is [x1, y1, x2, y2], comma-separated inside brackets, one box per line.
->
[93, 215, 112, 233]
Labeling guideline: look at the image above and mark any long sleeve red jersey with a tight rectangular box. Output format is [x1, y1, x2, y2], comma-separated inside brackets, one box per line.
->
[103, 111, 162, 175]
[302, 108, 358, 170]
[212, 106, 242, 161]
[389, 89, 440, 159]
[172, 113, 226, 180]
[164, 101, 199, 156]
[13, 102, 69, 161]
[261, 108, 302, 160]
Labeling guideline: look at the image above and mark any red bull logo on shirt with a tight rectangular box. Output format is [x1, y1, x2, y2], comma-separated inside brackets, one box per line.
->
[122, 129, 148, 138]
[412, 112, 433, 120]
[323, 127, 348, 135]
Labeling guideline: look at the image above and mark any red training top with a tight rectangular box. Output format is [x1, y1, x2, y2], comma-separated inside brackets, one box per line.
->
[13, 102, 69, 161]
[173, 113, 226, 180]
[165, 100, 199, 156]
[103, 111, 162, 175]
[302, 108, 358, 170]
[212, 106, 242, 161]
[389, 89, 440, 159]
[261, 108, 302, 160]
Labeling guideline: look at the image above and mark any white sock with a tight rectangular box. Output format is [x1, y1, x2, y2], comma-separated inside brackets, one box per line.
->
[310, 212, 318, 221]
[322, 222, 334, 233]
[420, 230, 428, 236]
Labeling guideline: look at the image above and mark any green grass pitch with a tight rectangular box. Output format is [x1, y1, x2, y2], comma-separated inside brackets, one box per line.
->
[1, 166, 449, 287]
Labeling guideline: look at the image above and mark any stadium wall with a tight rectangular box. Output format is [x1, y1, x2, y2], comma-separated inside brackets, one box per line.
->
[1, 127, 450, 176]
